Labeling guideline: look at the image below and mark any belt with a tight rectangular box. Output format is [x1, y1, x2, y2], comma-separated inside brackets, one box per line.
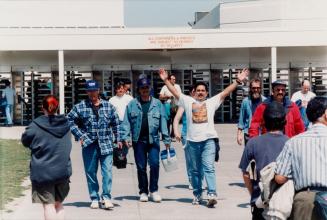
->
[296, 186, 327, 193]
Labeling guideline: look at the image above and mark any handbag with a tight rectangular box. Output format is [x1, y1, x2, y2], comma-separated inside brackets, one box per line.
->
[160, 147, 178, 172]
[113, 145, 128, 169]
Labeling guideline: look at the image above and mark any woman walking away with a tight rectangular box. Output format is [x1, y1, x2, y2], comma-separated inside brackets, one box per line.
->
[21, 95, 72, 220]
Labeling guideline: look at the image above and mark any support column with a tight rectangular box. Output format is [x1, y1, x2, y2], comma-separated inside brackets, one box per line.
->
[58, 50, 65, 114]
[271, 47, 277, 82]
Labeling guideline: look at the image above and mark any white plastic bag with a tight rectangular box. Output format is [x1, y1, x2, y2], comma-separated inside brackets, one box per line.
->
[160, 148, 178, 172]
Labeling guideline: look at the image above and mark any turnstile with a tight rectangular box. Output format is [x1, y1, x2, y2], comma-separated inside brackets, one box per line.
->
[12, 69, 52, 125]
[93, 65, 132, 99]
[60, 70, 92, 114]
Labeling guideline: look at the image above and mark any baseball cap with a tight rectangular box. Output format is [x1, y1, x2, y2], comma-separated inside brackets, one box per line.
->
[271, 80, 287, 88]
[85, 80, 100, 91]
[137, 78, 151, 88]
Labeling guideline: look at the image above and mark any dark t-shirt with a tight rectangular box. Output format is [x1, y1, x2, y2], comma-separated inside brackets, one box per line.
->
[239, 132, 288, 203]
[139, 99, 151, 141]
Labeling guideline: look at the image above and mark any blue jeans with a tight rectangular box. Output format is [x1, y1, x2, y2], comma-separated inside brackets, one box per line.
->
[182, 137, 192, 184]
[5, 104, 13, 125]
[133, 140, 160, 194]
[188, 139, 216, 197]
[82, 141, 113, 201]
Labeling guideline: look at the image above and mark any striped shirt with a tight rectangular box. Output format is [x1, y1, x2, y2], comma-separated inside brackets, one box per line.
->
[275, 123, 327, 191]
[67, 99, 121, 155]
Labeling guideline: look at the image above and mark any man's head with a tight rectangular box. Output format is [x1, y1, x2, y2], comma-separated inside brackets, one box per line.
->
[114, 81, 125, 97]
[263, 101, 286, 131]
[306, 97, 327, 125]
[272, 80, 287, 103]
[249, 78, 262, 99]
[123, 78, 132, 93]
[137, 78, 151, 98]
[301, 80, 311, 94]
[86, 80, 100, 102]
[168, 74, 176, 85]
[4, 80, 10, 87]
[194, 82, 209, 101]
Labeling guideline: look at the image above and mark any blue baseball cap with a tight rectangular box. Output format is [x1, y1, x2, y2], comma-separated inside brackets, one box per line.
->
[86, 80, 100, 91]
[137, 78, 151, 88]
[272, 80, 287, 88]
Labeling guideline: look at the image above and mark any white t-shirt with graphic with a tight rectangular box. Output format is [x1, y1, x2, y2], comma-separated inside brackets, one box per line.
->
[178, 93, 223, 142]
[109, 94, 133, 121]
[160, 84, 182, 104]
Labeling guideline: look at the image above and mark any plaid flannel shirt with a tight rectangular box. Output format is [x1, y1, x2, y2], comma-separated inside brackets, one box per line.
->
[67, 99, 121, 155]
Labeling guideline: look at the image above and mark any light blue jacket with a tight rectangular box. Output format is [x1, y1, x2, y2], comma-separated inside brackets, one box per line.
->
[121, 97, 170, 145]
[238, 96, 266, 134]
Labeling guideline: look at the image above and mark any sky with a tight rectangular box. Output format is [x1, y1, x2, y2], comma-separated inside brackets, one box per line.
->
[125, 0, 235, 27]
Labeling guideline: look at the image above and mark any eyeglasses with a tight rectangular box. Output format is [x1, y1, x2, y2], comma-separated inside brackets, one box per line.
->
[274, 88, 286, 92]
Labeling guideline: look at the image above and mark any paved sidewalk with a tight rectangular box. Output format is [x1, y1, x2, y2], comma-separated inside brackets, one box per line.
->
[1, 124, 251, 220]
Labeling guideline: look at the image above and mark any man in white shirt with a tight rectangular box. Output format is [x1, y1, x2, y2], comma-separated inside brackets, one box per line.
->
[291, 80, 316, 108]
[291, 79, 316, 129]
[158, 68, 248, 207]
[159, 74, 182, 140]
[109, 81, 133, 122]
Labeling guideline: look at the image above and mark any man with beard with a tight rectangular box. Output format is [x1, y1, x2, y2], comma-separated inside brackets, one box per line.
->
[249, 80, 305, 138]
[237, 79, 266, 146]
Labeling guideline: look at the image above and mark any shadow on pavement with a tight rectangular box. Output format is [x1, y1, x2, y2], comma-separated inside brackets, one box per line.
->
[165, 184, 189, 190]
[114, 196, 139, 201]
[237, 202, 251, 208]
[162, 198, 193, 203]
[64, 201, 121, 208]
[64, 202, 90, 208]
[229, 182, 246, 188]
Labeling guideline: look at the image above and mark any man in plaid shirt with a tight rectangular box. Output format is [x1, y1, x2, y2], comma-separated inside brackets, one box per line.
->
[67, 80, 122, 210]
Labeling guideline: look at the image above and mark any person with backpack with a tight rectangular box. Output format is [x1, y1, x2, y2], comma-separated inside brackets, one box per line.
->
[275, 97, 327, 220]
[239, 101, 289, 219]
[21, 95, 72, 220]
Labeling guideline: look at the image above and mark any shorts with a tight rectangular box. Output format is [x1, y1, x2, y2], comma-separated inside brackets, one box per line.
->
[32, 179, 70, 204]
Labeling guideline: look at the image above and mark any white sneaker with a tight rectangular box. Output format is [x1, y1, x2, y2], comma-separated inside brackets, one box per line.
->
[192, 195, 202, 205]
[139, 193, 149, 202]
[90, 200, 99, 209]
[188, 184, 193, 190]
[103, 199, 114, 209]
[150, 192, 162, 203]
[207, 194, 217, 207]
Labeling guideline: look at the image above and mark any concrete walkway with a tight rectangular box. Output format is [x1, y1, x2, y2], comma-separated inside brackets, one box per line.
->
[1, 124, 251, 220]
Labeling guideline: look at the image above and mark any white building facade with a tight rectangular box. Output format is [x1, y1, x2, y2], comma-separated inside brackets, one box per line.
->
[0, 0, 327, 124]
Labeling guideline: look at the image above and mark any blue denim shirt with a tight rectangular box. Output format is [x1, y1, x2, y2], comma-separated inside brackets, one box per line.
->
[238, 96, 266, 134]
[121, 97, 170, 145]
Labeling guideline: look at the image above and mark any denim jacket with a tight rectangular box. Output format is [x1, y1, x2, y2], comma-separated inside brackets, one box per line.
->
[121, 97, 170, 145]
[238, 95, 266, 134]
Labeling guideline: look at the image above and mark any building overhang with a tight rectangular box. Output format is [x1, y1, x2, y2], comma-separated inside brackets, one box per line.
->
[1, 27, 327, 51]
